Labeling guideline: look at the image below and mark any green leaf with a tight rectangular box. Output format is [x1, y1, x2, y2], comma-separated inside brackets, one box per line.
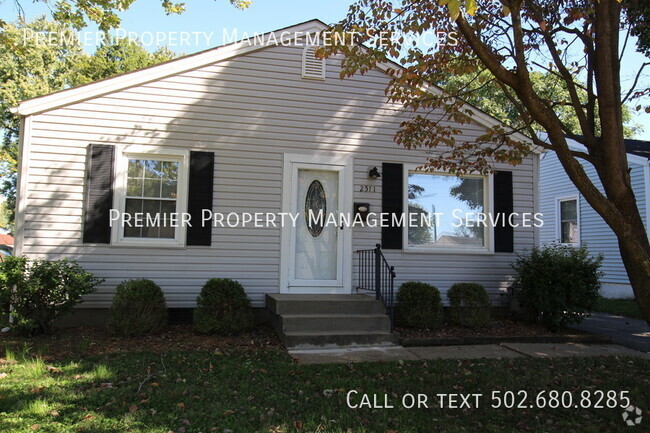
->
[448, 0, 461, 20]
[465, 0, 477, 16]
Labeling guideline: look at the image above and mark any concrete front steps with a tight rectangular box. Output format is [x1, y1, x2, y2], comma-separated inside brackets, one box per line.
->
[266, 294, 398, 348]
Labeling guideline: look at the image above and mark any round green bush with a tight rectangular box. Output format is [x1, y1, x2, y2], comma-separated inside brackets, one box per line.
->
[193, 278, 253, 335]
[0, 256, 103, 335]
[447, 283, 491, 328]
[108, 279, 168, 336]
[396, 281, 443, 330]
[512, 244, 603, 331]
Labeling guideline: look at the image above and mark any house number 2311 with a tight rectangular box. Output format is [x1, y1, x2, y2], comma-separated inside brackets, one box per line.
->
[359, 185, 376, 192]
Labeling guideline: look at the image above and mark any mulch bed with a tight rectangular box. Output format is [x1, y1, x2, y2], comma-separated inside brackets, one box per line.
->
[396, 320, 610, 346]
[0, 325, 283, 361]
[397, 320, 558, 339]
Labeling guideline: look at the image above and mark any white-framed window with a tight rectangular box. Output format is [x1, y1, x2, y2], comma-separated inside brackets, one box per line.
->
[556, 196, 579, 245]
[404, 167, 493, 253]
[112, 146, 189, 247]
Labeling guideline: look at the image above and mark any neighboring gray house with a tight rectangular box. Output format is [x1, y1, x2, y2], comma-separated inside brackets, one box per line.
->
[11, 20, 540, 343]
[539, 136, 649, 298]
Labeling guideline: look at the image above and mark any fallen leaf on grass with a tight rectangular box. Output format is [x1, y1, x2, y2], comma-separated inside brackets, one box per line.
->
[0, 373, 8, 379]
[129, 405, 138, 413]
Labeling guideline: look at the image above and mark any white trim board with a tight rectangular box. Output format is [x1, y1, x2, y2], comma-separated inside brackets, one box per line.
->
[644, 160, 650, 236]
[14, 116, 32, 256]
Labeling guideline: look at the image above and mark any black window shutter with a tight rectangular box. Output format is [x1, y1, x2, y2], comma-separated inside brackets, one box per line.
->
[187, 151, 214, 246]
[381, 163, 404, 249]
[494, 171, 514, 252]
[83, 144, 115, 244]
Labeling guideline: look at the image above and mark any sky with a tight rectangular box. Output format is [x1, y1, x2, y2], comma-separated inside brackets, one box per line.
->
[1, 0, 649, 138]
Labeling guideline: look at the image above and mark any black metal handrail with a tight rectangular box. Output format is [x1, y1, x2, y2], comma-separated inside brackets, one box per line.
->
[355, 243, 396, 331]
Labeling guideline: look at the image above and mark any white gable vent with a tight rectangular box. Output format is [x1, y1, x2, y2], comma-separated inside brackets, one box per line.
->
[302, 46, 326, 80]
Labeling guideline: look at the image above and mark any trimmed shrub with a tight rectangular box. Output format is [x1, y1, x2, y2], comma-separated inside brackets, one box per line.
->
[512, 244, 603, 331]
[447, 283, 491, 328]
[109, 279, 168, 336]
[194, 278, 253, 335]
[0, 256, 103, 335]
[396, 281, 444, 330]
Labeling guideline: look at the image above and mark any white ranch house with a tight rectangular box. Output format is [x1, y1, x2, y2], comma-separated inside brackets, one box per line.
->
[12, 20, 540, 346]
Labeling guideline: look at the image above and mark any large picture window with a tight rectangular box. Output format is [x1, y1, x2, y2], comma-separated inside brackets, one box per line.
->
[406, 171, 489, 251]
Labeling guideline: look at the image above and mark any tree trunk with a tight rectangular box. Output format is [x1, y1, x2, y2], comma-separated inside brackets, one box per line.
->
[616, 224, 650, 324]
[453, 0, 650, 323]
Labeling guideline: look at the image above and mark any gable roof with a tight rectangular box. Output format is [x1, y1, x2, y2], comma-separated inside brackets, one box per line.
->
[11, 19, 535, 149]
[566, 135, 650, 163]
[624, 138, 650, 160]
[11, 19, 326, 116]
[541, 134, 650, 166]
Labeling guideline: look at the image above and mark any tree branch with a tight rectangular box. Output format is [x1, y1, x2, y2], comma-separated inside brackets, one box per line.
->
[622, 62, 650, 104]
[454, 15, 518, 88]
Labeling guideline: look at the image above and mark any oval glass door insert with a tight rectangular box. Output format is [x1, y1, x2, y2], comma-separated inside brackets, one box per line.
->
[305, 180, 326, 237]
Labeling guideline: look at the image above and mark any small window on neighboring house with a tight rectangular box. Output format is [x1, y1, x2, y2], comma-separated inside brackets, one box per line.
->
[302, 46, 326, 80]
[558, 197, 579, 244]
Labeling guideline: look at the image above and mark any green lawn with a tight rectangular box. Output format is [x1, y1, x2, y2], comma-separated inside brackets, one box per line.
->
[1, 344, 648, 432]
[595, 298, 644, 320]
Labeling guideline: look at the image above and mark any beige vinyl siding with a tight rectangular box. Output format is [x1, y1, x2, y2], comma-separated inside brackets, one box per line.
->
[21, 44, 536, 307]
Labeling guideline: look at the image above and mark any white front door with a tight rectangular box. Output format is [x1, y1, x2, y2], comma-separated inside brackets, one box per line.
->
[280, 154, 352, 293]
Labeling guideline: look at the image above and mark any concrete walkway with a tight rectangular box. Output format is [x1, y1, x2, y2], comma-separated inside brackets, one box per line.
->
[569, 313, 650, 353]
[289, 343, 649, 364]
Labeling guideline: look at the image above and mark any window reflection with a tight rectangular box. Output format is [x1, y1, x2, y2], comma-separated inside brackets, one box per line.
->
[408, 172, 486, 249]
